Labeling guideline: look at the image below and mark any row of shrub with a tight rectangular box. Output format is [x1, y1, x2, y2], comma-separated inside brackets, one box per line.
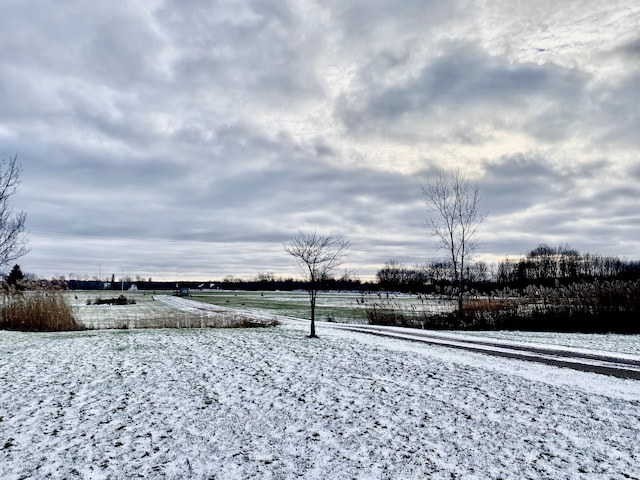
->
[364, 280, 640, 333]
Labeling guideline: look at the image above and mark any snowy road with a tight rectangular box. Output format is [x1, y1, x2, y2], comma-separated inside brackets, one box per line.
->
[326, 324, 640, 380]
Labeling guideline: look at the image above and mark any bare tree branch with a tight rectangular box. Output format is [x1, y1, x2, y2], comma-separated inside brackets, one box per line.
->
[422, 170, 487, 315]
[0, 155, 29, 268]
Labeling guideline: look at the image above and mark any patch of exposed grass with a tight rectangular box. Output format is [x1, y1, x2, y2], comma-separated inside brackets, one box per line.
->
[193, 291, 370, 323]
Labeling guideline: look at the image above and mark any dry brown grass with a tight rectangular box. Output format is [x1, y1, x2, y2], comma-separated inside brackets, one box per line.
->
[463, 298, 519, 314]
[0, 291, 84, 332]
[124, 314, 281, 330]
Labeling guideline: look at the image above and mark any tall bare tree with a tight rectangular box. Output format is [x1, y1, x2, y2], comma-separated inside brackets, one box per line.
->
[0, 155, 28, 268]
[422, 169, 486, 315]
[284, 231, 350, 337]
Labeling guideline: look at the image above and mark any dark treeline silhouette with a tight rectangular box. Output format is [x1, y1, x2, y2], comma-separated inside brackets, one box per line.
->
[376, 259, 431, 292]
[217, 275, 373, 292]
[496, 243, 640, 288]
[375, 244, 640, 294]
[68, 276, 375, 293]
[376, 258, 491, 294]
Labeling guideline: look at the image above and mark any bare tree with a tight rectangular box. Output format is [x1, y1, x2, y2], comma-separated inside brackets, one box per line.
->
[422, 170, 486, 315]
[0, 155, 28, 268]
[284, 231, 350, 337]
[471, 260, 489, 283]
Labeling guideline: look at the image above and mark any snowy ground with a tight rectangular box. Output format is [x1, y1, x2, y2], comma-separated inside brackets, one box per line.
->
[1, 297, 639, 479]
[72, 292, 280, 329]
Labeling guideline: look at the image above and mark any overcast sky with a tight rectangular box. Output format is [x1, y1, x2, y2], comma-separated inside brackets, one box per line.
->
[1, 0, 639, 281]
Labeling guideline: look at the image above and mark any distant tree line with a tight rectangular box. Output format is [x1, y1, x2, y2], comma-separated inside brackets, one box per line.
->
[375, 244, 640, 294]
[219, 271, 370, 293]
[366, 243, 640, 333]
[65, 274, 372, 293]
[376, 258, 492, 293]
[496, 243, 640, 287]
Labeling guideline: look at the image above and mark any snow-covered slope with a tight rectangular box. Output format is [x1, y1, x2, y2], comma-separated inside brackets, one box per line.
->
[1, 319, 638, 479]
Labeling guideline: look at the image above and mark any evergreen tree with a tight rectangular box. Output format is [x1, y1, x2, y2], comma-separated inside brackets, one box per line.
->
[6, 264, 24, 288]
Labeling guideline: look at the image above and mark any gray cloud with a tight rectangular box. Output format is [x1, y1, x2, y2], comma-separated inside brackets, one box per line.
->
[337, 41, 589, 143]
[616, 37, 640, 59]
[1, 0, 639, 280]
[479, 153, 572, 214]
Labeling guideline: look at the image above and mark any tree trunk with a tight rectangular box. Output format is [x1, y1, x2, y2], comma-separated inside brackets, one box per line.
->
[309, 292, 317, 338]
[454, 261, 463, 320]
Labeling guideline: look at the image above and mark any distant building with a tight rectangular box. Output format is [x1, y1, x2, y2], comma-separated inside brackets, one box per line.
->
[178, 287, 190, 297]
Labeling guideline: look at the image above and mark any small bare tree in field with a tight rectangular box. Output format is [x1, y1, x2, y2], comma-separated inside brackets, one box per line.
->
[0, 155, 28, 268]
[284, 231, 350, 337]
[422, 170, 486, 316]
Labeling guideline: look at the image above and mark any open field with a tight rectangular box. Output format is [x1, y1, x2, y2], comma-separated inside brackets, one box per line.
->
[192, 290, 367, 323]
[70, 289, 456, 326]
[2, 294, 639, 478]
[69, 291, 280, 329]
[191, 290, 455, 323]
[69, 291, 640, 356]
[2, 314, 639, 479]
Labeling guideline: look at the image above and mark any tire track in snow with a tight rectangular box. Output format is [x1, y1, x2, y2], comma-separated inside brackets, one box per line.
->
[324, 324, 640, 380]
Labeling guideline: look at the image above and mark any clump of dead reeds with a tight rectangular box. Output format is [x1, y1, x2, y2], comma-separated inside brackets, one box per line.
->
[0, 289, 84, 332]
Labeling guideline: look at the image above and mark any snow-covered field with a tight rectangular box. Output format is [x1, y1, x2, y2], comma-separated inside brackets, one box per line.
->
[192, 290, 455, 323]
[1, 295, 639, 479]
[72, 292, 280, 329]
